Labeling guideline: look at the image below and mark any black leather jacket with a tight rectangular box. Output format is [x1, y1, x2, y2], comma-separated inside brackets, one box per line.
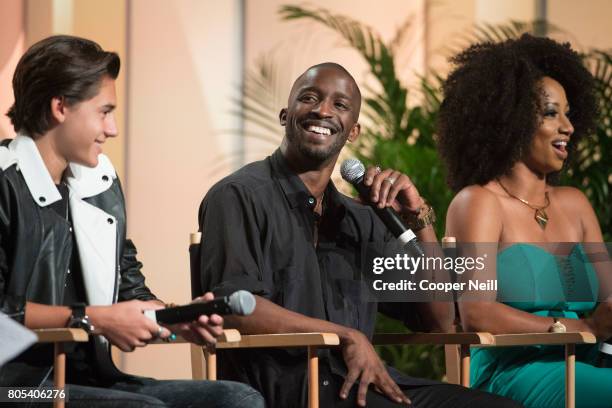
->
[0, 140, 156, 321]
[0, 137, 156, 384]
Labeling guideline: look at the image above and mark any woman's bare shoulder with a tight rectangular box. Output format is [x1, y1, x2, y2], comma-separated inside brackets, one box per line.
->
[446, 184, 503, 240]
[550, 185, 593, 212]
[449, 184, 501, 212]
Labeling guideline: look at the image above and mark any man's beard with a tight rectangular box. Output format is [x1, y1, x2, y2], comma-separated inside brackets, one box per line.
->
[285, 128, 347, 162]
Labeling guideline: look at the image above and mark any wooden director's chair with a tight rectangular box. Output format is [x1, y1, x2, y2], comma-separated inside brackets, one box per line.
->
[33, 328, 89, 408]
[440, 237, 597, 408]
[187, 232, 499, 407]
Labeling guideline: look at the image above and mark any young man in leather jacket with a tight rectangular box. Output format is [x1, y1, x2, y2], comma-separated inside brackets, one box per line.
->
[0, 35, 264, 408]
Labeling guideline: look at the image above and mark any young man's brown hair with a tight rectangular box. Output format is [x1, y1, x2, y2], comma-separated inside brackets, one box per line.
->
[7, 35, 120, 138]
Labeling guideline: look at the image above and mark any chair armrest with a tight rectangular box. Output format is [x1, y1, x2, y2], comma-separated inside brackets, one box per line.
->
[34, 328, 89, 343]
[372, 332, 495, 346]
[219, 328, 241, 342]
[485, 331, 596, 347]
[217, 332, 340, 349]
[149, 329, 242, 345]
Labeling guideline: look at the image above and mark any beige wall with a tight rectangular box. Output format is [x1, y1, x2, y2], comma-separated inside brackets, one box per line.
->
[427, 0, 612, 75]
[426, 0, 476, 74]
[0, 0, 24, 139]
[549, 0, 612, 50]
[475, 0, 534, 23]
[71, 0, 127, 179]
[122, 0, 244, 379]
[427, 0, 536, 75]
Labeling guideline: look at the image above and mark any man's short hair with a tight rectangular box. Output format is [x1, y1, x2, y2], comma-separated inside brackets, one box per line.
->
[7, 35, 120, 137]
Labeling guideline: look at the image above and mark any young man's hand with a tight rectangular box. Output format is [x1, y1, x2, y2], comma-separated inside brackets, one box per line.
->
[339, 329, 411, 407]
[88, 300, 166, 352]
[163, 292, 224, 348]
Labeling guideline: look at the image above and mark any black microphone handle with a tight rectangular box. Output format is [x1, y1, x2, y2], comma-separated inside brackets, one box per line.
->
[154, 297, 234, 324]
[352, 177, 404, 236]
[353, 176, 424, 257]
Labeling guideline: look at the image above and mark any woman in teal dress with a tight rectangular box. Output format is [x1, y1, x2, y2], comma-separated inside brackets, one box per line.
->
[436, 34, 612, 408]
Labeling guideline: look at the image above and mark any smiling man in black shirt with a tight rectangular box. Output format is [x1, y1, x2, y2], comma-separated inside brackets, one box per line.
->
[198, 63, 521, 408]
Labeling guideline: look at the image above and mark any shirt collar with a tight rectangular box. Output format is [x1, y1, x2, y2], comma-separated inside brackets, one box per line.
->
[269, 148, 346, 218]
[9, 134, 116, 207]
[270, 149, 310, 209]
[10, 134, 62, 207]
[65, 154, 116, 199]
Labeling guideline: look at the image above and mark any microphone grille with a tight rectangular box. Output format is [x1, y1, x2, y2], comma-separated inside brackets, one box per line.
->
[340, 158, 365, 183]
[228, 290, 256, 316]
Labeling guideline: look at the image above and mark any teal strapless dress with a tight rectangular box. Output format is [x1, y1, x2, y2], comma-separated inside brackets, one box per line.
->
[471, 244, 612, 408]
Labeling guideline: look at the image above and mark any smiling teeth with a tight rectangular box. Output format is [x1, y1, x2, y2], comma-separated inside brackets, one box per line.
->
[308, 125, 331, 135]
[552, 141, 567, 147]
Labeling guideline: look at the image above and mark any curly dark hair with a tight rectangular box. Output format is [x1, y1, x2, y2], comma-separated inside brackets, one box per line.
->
[437, 34, 597, 192]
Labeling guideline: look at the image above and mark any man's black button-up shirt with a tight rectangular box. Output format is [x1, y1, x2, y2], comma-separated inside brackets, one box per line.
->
[198, 149, 435, 406]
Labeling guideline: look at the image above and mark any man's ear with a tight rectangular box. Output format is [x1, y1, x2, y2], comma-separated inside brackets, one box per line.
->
[50, 96, 67, 124]
[279, 108, 287, 126]
[348, 122, 361, 143]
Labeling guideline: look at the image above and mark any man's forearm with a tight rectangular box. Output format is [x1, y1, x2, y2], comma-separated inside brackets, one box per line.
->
[414, 225, 455, 331]
[413, 302, 455, 332]
[224, 295, 356, 343]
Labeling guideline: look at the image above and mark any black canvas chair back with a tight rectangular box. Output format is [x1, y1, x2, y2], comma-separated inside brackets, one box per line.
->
[189, 232, 203, 299]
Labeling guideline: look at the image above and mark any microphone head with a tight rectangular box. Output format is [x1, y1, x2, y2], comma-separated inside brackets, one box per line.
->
[340, 158, 365, 184]
[228, 290, 256, 316]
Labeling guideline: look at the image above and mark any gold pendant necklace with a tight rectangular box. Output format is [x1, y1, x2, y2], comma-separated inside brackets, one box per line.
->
[497, 180, 550, 230]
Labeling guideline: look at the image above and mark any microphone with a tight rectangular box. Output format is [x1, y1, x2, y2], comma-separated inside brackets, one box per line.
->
[144, 290, 256, 324]
[340, 158, 424, 257]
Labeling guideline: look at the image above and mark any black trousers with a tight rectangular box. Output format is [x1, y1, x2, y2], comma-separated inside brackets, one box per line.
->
[319, 366, 523, 408]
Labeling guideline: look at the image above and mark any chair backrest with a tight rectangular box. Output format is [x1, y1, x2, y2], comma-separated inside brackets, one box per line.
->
[441, 237, 462, 385]
[441, 237, 461, 325]
[189, 232, 203, 299]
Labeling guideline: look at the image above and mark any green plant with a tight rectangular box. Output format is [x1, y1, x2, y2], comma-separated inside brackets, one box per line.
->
[562, 50, 612, 240]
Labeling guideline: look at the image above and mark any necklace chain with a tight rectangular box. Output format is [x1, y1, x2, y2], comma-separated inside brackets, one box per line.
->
[497, 180, 550, 229]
